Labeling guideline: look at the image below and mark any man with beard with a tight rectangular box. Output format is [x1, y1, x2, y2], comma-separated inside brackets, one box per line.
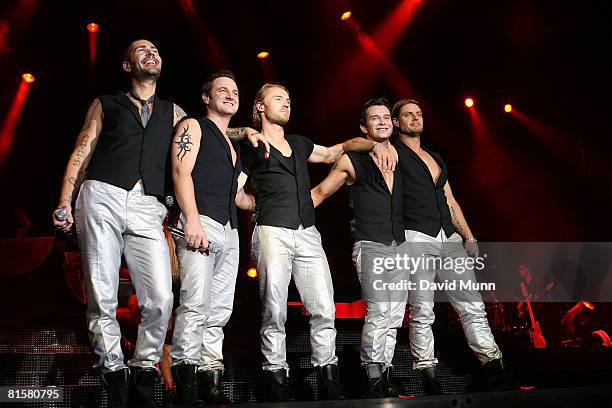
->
[311, 99, 408, 398]
[169, 70, 259, 406]
[242, 84, 396, 401]
[391, 99, 513, 394]
[52, 39, 186, 407]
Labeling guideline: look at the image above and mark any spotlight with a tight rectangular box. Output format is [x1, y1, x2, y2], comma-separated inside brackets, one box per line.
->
[464, 98, 474, 108]
[341, 11, 352, 21]
[247, 267, 258, 278]
[87, 22, 99, 33]
[504, 104, 512, 113]
[21, 73, 35, 83]
[257, 51, 269, 59]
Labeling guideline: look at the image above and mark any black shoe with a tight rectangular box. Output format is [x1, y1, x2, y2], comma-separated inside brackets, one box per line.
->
[102, 368, 129, 408]
[197, 369, 230, 404]
[419, 367, 442, 395]
[364, 363, 385, 398]
[128, 367, 161, 407]
[318, 364, 343, 400]
[171, 364, 205, 407]
[483, 358, 519, 391]
[265, 368, 291, 402]
[381, 366, 401, 397]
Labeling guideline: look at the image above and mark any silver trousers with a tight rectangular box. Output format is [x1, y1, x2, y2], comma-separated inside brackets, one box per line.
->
[75, 180, 173, 373]
[406, 229, 502, 369]
[171, 215, 239, 371]
[252, 225, 338, 371]
[353, 240, 409, 369]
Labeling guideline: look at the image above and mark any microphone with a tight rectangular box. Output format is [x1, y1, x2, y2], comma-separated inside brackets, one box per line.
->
[54, 208, 68, 222]
[166, 225, 221, 253]
[165, 195, 175, 207]
[54, 207, 75, 238]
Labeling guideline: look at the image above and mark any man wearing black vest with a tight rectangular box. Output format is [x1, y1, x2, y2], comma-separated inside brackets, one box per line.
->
[391, 99, 512, 394]
[311, 98, 409, 398]
[52, 39, 187, 407]
[169, 70, 257, 406]
[242, 83, 397, 401]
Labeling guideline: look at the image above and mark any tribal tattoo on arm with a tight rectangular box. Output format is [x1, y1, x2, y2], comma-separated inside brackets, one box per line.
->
[175, 123, 193, 162]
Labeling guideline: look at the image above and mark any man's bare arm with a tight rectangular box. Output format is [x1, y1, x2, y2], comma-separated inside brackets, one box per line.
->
[235, 172, 256, 211]
[173, 104, 187, 126]
[444, 181, 474, 239]
[227, 127, 270, 158]
[171, 118, 209, 250]
[308, 138, 397, 171]
[311, 154, 355, 208]
[52, 98, 103, 231]
[235, 190, 256, 212]
[444, 181, 479, 256]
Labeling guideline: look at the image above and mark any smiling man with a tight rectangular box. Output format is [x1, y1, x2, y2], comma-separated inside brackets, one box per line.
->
[311, 98, 408, 398]
[52, 39, 187, 407]
[169, 69, 259, 406]
[391, 98, 514, 394]
[241, 84, 397, 401]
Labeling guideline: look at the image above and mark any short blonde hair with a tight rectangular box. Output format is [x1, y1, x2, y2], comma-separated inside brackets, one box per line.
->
[252, 82, 289, 129]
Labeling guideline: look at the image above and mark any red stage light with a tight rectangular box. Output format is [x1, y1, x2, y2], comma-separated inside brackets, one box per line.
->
[465, 98, 474, 108]
[257, 51, 269, 59]
[247, 268, 258, 278]
[583, 301, 595, 310]
[504, 104, 512, 113]
[87, 22, 99, 33]
[21, 73, 35, 83]
[341, 11, 352, 21]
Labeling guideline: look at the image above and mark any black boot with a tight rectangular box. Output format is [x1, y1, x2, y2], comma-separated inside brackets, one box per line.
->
[364, 363, 385, 398]
[171, 364, 205, 407]
[265, 368, 291, 402]
[197, 369, 230, 404]
[102, 368, 129, 408]
[419, 367, 441, 395]
[318, 364, 343, 400]
[483, 358, 519, 391]
[128, 367, 161, 407]
[381, 366, 401, 397]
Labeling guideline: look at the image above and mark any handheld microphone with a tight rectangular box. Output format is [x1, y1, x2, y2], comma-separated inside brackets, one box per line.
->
[166, 225, 221, 253]
[54, 208, 68, 222]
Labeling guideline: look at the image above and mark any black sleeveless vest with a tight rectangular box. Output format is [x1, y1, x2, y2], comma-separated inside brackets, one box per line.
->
[191, 117, 241, 229]
[392, 137, 456, 237]
[347, 151, 405, 245]
[86, 92, 174, 197]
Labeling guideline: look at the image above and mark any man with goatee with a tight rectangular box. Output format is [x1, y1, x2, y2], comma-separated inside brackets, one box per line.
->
[391, 98, 514, 395]
[52, 39, 186, 407]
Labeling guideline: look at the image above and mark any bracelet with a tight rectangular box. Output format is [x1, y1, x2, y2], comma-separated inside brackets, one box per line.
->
[465, 236, 477, 242]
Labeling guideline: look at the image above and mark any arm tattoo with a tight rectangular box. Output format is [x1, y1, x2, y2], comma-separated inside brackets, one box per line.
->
[226, 127, 247, 141]
[175, 124, 193, 162]
[72, 133, 90, 167]
[68, 171, 85, 187]
[174, 104, 187, 120]
[449, 206, 466, 235]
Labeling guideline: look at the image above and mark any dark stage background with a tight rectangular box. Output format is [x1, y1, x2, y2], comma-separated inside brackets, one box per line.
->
[1, 0, 611, 300]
